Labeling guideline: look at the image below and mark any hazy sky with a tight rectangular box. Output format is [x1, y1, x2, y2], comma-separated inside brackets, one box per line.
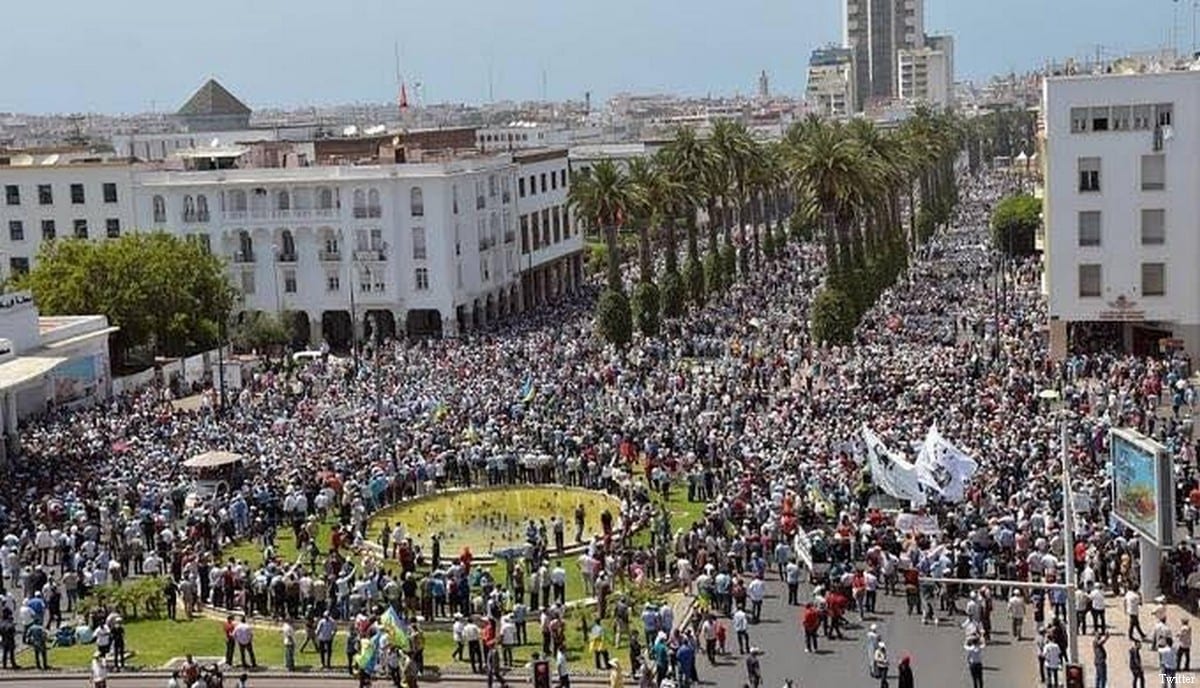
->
[0, 0, 1188, 114]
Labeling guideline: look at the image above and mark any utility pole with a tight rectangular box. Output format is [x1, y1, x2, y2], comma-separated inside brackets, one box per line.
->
[1060, 418, 1080, 667]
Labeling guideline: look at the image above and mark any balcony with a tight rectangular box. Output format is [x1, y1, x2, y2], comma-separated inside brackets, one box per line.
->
[225, 210, 248, 221]
[314, 208, 337, 218]
[232, 251, 256, 264]
[277, 252, 298, 263]
[319, 250, 342, 262]
[354, 248, 387, 262]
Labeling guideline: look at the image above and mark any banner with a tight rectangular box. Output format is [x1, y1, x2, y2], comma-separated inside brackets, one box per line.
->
[915, 425, 978, 503]
[862, 424, 932, 506]
[894, 512, 941, 535]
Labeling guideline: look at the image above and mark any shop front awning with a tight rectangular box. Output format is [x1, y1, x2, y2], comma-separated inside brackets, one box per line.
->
[0, 356, 66, 392]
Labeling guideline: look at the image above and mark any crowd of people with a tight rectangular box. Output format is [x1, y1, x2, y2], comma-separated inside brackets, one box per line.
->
[0, 166, 1199, 688]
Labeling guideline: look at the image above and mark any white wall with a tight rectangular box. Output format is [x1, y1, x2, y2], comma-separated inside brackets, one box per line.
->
[1044, 71, 1200, 329]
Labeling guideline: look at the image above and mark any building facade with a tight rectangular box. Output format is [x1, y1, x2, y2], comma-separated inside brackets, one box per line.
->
[129, 151, 580, 344]
[1043, 70, 1195, 359]
[806, 47, 858, 118]
[843, 0, 924, 110]
[897, 35, 954, 109]
[0, 155, 137, 278]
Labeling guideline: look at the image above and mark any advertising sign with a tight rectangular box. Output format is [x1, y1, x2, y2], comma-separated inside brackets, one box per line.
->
[1110, 428, 1173, 547]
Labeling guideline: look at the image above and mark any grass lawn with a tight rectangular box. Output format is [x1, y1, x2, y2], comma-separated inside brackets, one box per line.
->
[47, 609, 648, 671]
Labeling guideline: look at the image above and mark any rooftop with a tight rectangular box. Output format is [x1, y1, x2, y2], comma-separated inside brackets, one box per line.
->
[177, 79, 252, 118]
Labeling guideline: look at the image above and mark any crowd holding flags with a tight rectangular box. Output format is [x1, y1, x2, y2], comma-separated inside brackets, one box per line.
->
[860, 424, 979, 505]
[354, 605, 414, 676]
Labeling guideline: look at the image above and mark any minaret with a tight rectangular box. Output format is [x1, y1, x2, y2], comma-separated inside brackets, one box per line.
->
[758, 70, 770, 100]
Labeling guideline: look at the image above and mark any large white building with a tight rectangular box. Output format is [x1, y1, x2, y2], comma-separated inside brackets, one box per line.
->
[0, 143, 581, 345]
[1043, 69, 1193, 359]
[806, 47, 858, 118]
[897, 34, 954, 109]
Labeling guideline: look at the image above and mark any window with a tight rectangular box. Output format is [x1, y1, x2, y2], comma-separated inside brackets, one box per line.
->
[183, 195, 196, 222]
[1133, 104, 1153, 130]
[480, 258, 490, 282]
[103, 183, 118, 204]
[8, 221, 23, 241]
[4, 185, 18, 206]
[240, 272, 255, 295]
[521, 215, 530, 253]
[326, 271, 341, 293]
[70, 183, 85, 204]
[1078, 157, 1100, 192]
[152, 195, 166, 223]
[540, 173, 547, 193]
[196, 194, 209, 222]
[41, 220, 55, 240]
[531, 213, 540, 250]
[1141, 154, 1165, 191]
[550, 171, 558, 190]
[105, 219, 121, 238]
[411, 187, 424, 217]
[1089, 106, 1109, 132]
[73, 220, 87, 239]
[317, 188, 335, 210]
[1077, 211, 1100, 247]
[1142, 262, 1165, 296]
[367, 189, 382, 218]
[488, 175, 497, 198]
[542, 209, 551, 245]
[519, 177, 526, 198]
[1078, 264, 1101, 298]
[369, 228, 383, 251]
[353, 189, 367, 218]
[279, 230, 297, 261]
[552, 207, 562, 243]
[238, 230, 254, 261]
[412, 227, 427, 260]
[284, 269, 297, 294]
[475, 180, 486, 209]
[529, 175, 536, 196]
[452, 185, 459, 215]
[1140, 209, 1165, 245]
[560, 169, 567, 187]
[501, 175, 511, 203]
[1156, 103, 1174, 127]
[8, 258, 28, 276]
[1111, 106, 1131, 131]
[276, 190, 290, 211]
[415, 267, 430, 291]
[38, 184, 52, 205]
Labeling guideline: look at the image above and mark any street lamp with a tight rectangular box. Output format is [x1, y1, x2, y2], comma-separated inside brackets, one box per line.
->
[1041, 388, 1081, 670]
[338, 229, 360, 371]
[271, 242, 283, 315]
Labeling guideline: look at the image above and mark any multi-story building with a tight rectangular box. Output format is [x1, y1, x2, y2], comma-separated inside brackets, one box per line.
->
[843, 0, 924, 110]
[0, 150, 137, 278]
[897, 35, 954, 109]
[1043, 69, 1193, 359]
[806, 47, 858, 118]
[0, 142, 581, 345]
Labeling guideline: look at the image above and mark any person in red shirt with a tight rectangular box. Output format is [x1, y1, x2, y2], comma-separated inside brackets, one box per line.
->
[826, 591, 847, 639]
[802, 604, 821, 652]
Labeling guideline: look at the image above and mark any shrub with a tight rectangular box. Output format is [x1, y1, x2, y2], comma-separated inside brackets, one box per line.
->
[660, 270, 685, 320]
[595, 288, 632, 346]
[810, 287, 857, 345]
[631, 281, 661, 337]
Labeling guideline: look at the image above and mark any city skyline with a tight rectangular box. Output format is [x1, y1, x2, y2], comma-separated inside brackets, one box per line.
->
[0, 0, 1190, 114]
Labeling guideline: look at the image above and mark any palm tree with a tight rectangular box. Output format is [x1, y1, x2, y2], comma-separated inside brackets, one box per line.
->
[709, 120, 757, 280]
[568, 160, 633, 344]
[625, 157, 662, 335]
[783, 116, 872, 277]
[661, 126, 709, 306]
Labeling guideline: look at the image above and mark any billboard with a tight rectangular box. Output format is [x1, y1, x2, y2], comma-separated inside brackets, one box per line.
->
[52, 355, 98, 402]
[1110, 428, 1173, 547]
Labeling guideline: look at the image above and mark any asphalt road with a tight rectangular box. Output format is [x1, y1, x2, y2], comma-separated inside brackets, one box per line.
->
[692, 577, 1042, 688]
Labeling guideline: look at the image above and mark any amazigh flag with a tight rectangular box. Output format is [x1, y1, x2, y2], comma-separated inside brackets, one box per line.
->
[518, 377, 536, 404]
[381, 606, 411, 651]
[355, 630, 382, 674]
[433, 401, 449, 422]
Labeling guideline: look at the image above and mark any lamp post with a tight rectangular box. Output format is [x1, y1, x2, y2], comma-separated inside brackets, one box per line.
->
[339, 229, 360, 371]
[1041, 388, 1080, 669]
[271, 243, 283, 316]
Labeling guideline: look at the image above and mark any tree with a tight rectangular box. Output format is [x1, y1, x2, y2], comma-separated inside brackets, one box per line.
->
[229, 310, 290, 354]
[810, 287, 857, 345]
[21, 232, 236, 365]
[991, 193, 1040, 256]
[569, 160, 634, 345]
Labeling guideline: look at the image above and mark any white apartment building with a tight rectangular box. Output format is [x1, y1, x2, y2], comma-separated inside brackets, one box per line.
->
[0, 154, 137, 277]
[1043, 70, 1194, 360]
[898, 34, 954, 109]
[0, 146, 580, 346]
[807, 47, 858, 118]
[131, 150, 580, 344]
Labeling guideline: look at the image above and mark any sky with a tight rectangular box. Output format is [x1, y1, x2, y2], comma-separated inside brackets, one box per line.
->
[0, 0, 1189, 114]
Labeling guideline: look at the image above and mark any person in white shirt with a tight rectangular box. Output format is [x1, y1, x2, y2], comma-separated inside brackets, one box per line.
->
[1160, 638, 1179, 682]
[732, 608, 750, 655]
[1006, 591, 1026, 641]
[1042, 639, 1062, 687]
[747, 575, 766, 623]
[91, 653, 109, 688]
[1088, 583, 1106, 633]
[1125, 590, 1147, 641]
[281, 619, 296, 671]
[1178, 619, 1192, 671]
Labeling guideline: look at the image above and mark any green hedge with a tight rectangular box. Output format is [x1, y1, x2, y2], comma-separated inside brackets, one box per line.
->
[810, 287, 857, 345]
[632, 281, 661, 337]
[595, 288, 632, 346]
[78, 578, 168, 621]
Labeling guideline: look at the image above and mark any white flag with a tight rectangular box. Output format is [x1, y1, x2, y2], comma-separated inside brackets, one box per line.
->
[916, 424, 979, 503]
[862, 424, 932, 506]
